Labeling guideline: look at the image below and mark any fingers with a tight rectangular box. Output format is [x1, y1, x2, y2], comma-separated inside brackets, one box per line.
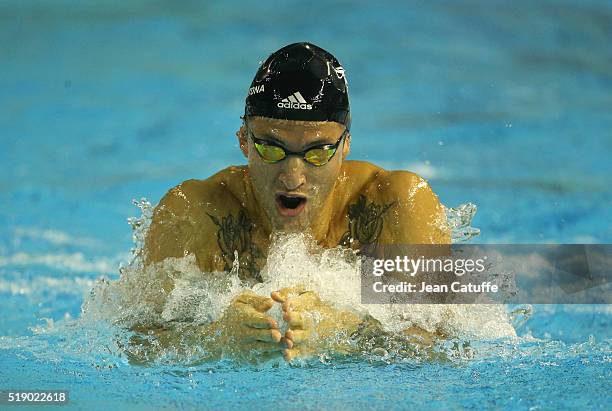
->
[242, 328, 282, 343]
[282, 312, 312, 349]
[277, 289, 317, 329]
[283, 347, 300, 362]
[270, 285, 307, 303]
[243, 310, 278, 329]
[283, 310, 312, 330]
[236, 292, 275, 312]
[274, 289, 320, 312]
[281, 337, 293, 349]
[290, 291, 320, 310]
[248, 341, 285, 354]
[285, 329, 309, 344]
[254, 298, 274, 313]
[270, 291, 285, 303]
[283, 346, 313, 362]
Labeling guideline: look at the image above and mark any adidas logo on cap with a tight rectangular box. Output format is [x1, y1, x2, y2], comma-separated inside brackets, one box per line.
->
[277, 91, 312, 110]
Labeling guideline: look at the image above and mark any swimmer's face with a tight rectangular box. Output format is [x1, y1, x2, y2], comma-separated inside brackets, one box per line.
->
[238, 116, 350, 232]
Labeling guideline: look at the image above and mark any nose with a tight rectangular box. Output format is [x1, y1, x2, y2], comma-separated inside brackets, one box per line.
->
[277, 156, 306, 191]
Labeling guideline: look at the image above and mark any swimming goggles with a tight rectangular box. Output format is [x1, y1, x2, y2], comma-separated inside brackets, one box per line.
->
[246, 124, 348, 167]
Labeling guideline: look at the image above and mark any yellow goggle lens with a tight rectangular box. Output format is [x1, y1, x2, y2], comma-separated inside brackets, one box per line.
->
[254, 142, 286, 163]
[304, 147, 337, 166]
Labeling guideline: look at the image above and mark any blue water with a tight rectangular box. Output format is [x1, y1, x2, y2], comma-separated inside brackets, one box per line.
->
[1, 0, 611, 409]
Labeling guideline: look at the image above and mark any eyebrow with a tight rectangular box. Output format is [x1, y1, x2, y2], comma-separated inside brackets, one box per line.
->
[257, 133, 287, 146]
[304, 139, 336, 149]
[256, 134, 336, 150]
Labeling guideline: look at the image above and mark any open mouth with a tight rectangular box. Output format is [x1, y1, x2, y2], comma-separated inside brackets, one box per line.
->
[275, 193, 307, 217]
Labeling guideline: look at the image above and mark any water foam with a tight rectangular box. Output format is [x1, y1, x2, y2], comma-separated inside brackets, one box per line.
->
[81, 199, 516, 346]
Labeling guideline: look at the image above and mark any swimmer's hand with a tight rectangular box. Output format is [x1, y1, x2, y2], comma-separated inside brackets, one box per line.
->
[271, 287, 317, 361]
[213, 291, 282, 356]
[271, 286, 361, 362]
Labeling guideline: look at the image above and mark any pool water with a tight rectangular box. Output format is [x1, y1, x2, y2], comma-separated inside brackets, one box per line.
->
[1, 0, 611, 409]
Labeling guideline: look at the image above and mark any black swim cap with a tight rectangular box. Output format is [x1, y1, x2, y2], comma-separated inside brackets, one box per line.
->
[245, 42, 351, 130]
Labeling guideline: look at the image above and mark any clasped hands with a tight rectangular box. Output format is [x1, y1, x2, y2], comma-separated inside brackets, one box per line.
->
[215, 286, 327, 361]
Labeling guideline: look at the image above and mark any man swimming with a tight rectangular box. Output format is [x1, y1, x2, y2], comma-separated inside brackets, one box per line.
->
[141, 42, 450, 361]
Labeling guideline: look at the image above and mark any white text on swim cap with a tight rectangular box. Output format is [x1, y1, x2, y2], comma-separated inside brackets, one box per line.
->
[249, 85, 265, 96]
[278, 91, 312, 110]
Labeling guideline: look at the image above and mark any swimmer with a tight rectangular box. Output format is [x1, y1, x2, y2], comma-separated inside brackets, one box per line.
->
[140, 42, 450, 362]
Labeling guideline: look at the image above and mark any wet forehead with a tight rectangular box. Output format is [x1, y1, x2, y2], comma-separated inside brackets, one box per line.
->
[248, 116, 345, 148]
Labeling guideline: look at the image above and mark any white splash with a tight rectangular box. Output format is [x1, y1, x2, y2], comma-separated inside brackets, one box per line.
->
[81, 198, 516, 342]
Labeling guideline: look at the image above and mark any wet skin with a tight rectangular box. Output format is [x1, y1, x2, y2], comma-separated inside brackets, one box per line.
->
[142, 116, 451, 361]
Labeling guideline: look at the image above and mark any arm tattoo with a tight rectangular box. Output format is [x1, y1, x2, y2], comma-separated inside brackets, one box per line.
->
[207, 210, 264, 283]
[340, 195, 396, 247]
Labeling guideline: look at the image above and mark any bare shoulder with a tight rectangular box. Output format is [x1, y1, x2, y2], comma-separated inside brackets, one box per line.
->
[341, 165, 450, 245]
[339, 160, 384, 187]
[373, 169, 449, 244]
[367, 169, 437, 205]
[339, 161, 437, 208]
[144, 167, 246, 268]
[334, 160, 384, 206]
[151, 168, 245, 226]
[339, 161, 433, 199]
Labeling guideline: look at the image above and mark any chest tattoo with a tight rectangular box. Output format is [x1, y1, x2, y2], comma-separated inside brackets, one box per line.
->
[340, 195, 396, 247]
[207, 210, 264, 282]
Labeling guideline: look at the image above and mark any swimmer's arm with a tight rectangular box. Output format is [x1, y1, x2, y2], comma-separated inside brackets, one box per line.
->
[144, 181, 218, 268]
[376, 170, 451, 245]
[373, 170, 453, 289]
[145, 177, 251, 274]
[373, 172, 453, 339]
[132, 181, 229, 323]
